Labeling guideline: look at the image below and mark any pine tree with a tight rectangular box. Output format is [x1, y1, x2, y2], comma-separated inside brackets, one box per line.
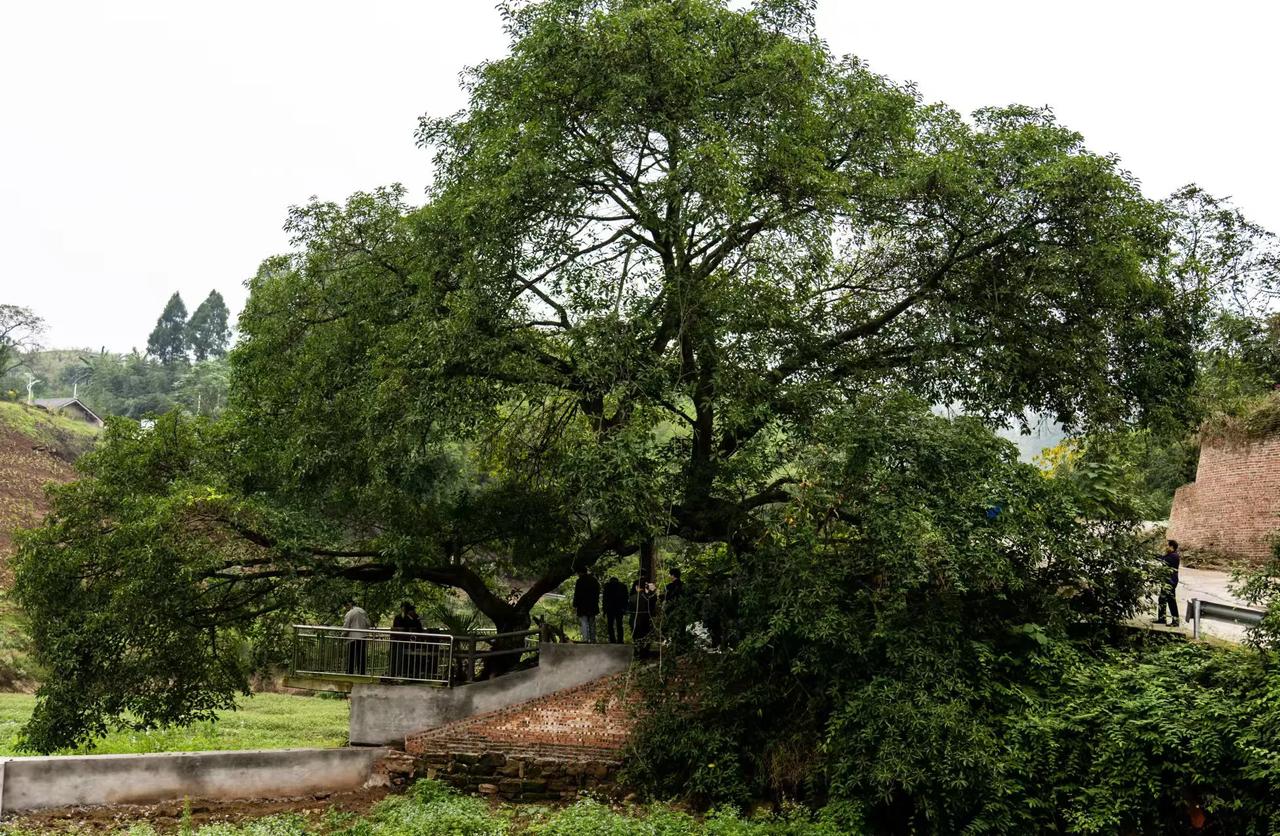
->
[146, 292, 189, 364]
[187, 290, 231, 361]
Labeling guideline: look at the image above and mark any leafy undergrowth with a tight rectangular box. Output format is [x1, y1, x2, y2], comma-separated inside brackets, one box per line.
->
[0, 692, 349, 755]
[14, 781, 850, 835]
[0, 600, 39, 691]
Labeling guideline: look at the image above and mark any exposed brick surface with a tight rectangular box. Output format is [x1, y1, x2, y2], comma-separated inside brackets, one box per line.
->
[406, 674, 635, 755]
[403, 674, 637, 801]
[1168, 437, 1280, 563]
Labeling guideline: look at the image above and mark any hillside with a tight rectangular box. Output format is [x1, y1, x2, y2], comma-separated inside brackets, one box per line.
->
[0, 401, 98, 568]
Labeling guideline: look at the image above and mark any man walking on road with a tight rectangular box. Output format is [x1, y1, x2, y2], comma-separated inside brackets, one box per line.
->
[1153, 539, 1181, 627]
[573, 570, 601, 642]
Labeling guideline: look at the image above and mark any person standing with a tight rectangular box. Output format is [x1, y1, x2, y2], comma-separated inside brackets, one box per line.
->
[1154, 539, 1181, 627]
[630, 579, 656, 658]
[663, 567, 684, 606]
[390, 601, 424, 678]
[602, 575, 628, 644]
[573, 570, 601, 643]
[343, 599, 371, 675]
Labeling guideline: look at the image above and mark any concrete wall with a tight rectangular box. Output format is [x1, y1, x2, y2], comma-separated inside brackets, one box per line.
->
[0, 747, 388, 813]
[350, 643, 632, 746]
[1169, 436, 1280, 562]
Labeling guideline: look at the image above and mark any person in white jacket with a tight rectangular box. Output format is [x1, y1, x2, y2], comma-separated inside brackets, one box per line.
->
[343, 600, 371, 675]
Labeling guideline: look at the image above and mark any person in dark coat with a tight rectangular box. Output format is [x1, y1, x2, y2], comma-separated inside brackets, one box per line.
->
[390, 601, 424, 678]
[629, 579, 657, 657]
[663, 567, 684, 606]
[1153, 539, 1181, 627]
[602, 576, 629, 644]
[573, 571, 601, 642]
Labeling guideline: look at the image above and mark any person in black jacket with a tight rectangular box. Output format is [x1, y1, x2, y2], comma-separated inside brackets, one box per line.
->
[602, 576, 629, 643]
[1153, 539, 1181, 627]
[390, 601, 424, 678]
[573, 571, 601, 642]
[663, 567, 684, 606]
[629, 579, 657, 658]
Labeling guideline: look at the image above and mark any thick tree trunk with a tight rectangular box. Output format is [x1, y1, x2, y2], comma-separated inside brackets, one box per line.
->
[640, 538, 656, 583]
[485, 609, 534, 678]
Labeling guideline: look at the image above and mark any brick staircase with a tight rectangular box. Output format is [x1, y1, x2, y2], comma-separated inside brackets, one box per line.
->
[404, 673, 638, 801]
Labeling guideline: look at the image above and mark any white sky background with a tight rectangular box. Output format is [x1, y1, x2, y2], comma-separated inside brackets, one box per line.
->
[1, 1, 1277, 352]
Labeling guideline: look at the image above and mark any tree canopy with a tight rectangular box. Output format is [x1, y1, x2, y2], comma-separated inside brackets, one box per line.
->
[15, 0, 1203, 752]
[0, 305, 45, 378]
[146, 292, 189, 365]
[187, 290, 232, 361]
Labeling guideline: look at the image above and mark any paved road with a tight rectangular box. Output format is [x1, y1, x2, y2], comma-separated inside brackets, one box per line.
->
[1143, 567, 1254, 643]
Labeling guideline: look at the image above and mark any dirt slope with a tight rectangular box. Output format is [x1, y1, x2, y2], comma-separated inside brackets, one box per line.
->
[0, 402, 98, 573]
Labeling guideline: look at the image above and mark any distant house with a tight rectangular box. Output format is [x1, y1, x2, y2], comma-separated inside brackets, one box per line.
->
[32, 397, 105, 429]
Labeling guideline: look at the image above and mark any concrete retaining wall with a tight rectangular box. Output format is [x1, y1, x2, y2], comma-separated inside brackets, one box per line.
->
[0, 747, 389, 813]
[349, 644, 632, 746]
[418, 750, 619, 802]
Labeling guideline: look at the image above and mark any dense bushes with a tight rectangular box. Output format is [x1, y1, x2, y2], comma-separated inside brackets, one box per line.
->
[621, 397, 1280, 832]
[630, 627, 1280, 833]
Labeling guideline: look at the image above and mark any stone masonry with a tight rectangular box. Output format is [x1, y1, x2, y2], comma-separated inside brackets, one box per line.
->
[1168, 435, 1280, 562]
[405, 673, 637, 802]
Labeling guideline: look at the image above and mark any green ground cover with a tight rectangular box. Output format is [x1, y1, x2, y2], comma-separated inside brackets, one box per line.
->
[15, 781, 847, 835]
[0, 692, 349, 755]
[0, 401, 100, 449]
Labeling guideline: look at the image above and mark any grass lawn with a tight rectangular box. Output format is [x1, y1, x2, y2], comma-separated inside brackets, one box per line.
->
[0, 692, 350, 755]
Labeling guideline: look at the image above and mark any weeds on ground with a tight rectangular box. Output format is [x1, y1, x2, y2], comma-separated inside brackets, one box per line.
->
[5, 782, 854, 835]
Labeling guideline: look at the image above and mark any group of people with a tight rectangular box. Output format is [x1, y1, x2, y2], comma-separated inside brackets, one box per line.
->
[342, 599, 427, 677]
[572, 568, 684, 652]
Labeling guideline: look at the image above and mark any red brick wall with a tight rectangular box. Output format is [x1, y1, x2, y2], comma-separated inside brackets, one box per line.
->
[405, 674, 635, 802]
[406, 674, 636, 756]
[1168, 436, 1280, 562]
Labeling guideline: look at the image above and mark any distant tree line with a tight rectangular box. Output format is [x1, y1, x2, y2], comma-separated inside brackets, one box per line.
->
[0, 291, 233, 419]
[146, 291, 231, 364]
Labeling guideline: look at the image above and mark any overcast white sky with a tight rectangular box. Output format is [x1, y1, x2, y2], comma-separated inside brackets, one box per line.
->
[2, 1, 1277, 351]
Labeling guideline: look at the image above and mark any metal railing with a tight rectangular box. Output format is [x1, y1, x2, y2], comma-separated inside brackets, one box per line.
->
[290, 625, 539, 685]
[451, 629, 540, 684]
[292, 626, 454, 684]
[1185, 598, 1266, 640]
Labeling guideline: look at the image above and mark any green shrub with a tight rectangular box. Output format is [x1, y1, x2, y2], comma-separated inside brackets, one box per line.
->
[627, 398, 1153, 820]
[362, 780, 511, 835]
[617, 397, 1280, 831]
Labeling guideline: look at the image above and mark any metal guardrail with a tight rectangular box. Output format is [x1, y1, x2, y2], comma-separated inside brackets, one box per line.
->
[290, 625, 539, 685]
[1185, 598, 1266, 640]
[292, 626, 454, 684]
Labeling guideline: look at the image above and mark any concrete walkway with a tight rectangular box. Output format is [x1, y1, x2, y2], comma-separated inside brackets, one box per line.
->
[1143, 567, 1255, 643]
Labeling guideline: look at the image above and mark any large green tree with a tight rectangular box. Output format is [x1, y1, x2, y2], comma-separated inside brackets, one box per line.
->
[16, 0, 1193, 751]
[187, 290, 232, 361]
[146, 292, 189, 365]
